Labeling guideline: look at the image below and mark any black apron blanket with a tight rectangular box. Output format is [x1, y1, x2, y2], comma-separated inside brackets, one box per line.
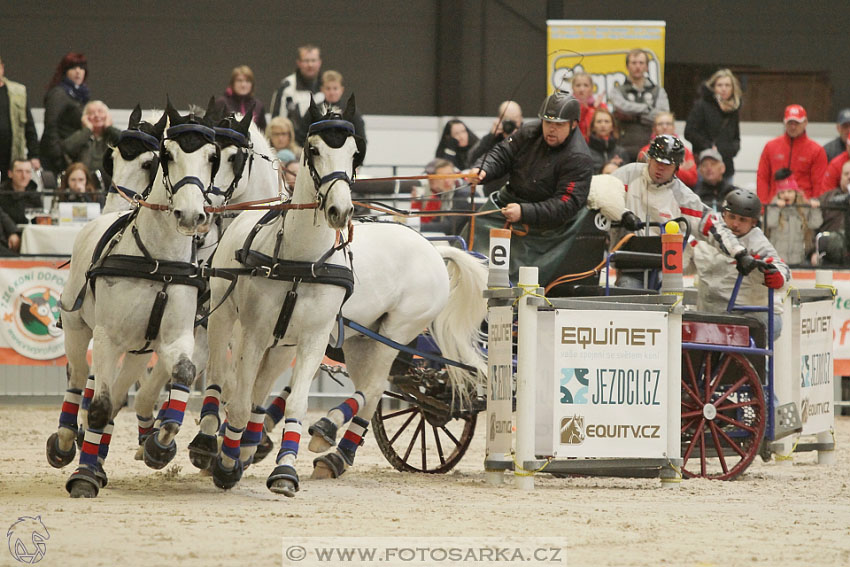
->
[464, 191, 607, 290]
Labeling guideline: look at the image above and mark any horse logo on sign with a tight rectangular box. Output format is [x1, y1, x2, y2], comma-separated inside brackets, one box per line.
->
[7, 515, 49, 564]
[560, 415, 585, 445]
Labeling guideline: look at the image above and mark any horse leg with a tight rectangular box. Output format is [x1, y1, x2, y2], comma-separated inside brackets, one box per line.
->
[46, 321, 91, 468]
[65, 328, 122, 498]
[307, 390, 365, 453]
[267, 339, 327, 497]
[142, 332, 196, 470]
[312, 337, 395, 479]
[240, 347, 295, 469]
[211, 330, 266, 490]
[251, 386, 290, 464]
[121, 353, 159, 460]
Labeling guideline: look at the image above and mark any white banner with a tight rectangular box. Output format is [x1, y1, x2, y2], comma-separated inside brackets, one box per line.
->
[486, 305, 513, 455]
[547, 310, 669, 458]
[0, 264, 67, 361]
[798, 301, 834, 434]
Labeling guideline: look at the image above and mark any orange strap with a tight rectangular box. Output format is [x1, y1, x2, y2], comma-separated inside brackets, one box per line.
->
[543, 233, 635, 295]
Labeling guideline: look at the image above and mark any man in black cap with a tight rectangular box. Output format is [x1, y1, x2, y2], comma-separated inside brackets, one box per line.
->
[823, 108, 850, 162]
[468, 91, 593, 228]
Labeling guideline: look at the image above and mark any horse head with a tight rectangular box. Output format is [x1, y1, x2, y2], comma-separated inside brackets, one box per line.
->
[211, 106, 254, 206]
[299, 94, 365, 230]
[159, 97, 221, 235]
[103, 104, 167, 213]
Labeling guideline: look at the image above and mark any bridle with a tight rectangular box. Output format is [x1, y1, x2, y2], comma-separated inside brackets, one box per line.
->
[303, 119, 357, 212]
[108, 128, 161, 201]
[211, 123, 252, 203]
[159, 123, 221, 207]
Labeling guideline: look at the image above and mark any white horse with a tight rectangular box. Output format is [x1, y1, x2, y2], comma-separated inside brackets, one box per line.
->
[200, 98, 361, 496]
[130, 107, 282, 465]
[57, 100, 220, 498]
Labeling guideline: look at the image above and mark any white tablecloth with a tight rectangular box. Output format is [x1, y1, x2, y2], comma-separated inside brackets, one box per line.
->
[20, 224, 84, 255]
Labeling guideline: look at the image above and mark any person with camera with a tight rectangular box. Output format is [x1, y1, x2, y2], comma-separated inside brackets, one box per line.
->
[757, 104, 827, 203]
[468, 100, 523, 167]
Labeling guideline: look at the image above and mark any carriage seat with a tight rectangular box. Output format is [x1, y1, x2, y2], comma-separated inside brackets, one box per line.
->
[682, 310, 765, 348]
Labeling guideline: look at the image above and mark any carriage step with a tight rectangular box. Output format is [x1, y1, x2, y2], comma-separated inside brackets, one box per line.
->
[773, 402, 803, 440]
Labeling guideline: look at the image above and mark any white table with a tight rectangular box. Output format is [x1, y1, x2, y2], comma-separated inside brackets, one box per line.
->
[20, 224, 85, 255]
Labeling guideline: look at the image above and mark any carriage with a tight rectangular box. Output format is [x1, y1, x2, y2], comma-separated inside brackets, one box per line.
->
[365, 218, 836, 481]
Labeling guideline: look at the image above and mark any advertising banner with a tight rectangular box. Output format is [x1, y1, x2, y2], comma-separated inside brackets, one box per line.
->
[546, 309, 669, 458]
[0, 259, 68, 364]
[546, 20, 666, 99]
[486, 305, 513, 455]
[797, 300, 834, 434]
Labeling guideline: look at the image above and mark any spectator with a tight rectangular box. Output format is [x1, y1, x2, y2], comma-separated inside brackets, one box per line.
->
[0, 55, 40, 181]
[217, 65, 267, 131]
[636, 112, 697, 188]
[468, 100, 523, 166]
[687, 189, 788, 335]
[571, 72, 607, 142]
[609, 48, 670, 161]
[410, 157, 471, 235]
[694, 148, 735, 210]
[816, 160, 850, 264]
[266, 116, 301, 161]
[0, 158, 42, 224]
[435, 119, 479, 171]
[586, 107, 628, 174]
[765, 174, 821, 265]
[60, 100, 120, 189]
[822, 108, 850, 162]
[685, 69, 742, 180]
[56, 162, 101, 205]
[320, 70, 366, 141]
[0, 206, 19, 256]
[820, 136, 849, 194]
[40, 52, 89, 174]
[468, 92, 593, 229]
[757, 104, 827, 203]
[270, 44, 324, 146]
[282, 159, 299, 189]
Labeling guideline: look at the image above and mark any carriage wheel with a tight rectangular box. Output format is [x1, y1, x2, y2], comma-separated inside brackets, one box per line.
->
[681, 349, 766, 480]
[371, 390, 477, 474]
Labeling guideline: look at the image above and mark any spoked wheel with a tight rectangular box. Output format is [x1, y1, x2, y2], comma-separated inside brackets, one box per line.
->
[681, 349, 766, 480]
[371, 390, 477, 474]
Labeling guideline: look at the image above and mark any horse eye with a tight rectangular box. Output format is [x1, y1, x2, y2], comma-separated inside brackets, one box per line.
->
[309, 147, 320, 157]
[142, 160, 153, 170]
[228, 154, 236, 163]
[162, 152, 173, 163]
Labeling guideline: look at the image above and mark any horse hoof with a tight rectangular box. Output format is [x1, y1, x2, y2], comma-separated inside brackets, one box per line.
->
[75, 427, 84, 450]
[311, 452, 346, 480]
[187, 432, 219, 470]
[46, 432, 76, 469]
[307, 418, 337, 453]
[143, 432, 177, 470]
[66, 467, 100, 498]
[211, 456, 243, 490]
[253, 431, 275, 464]
[134, 445, 145, 461]
[267, 464, 299, 497]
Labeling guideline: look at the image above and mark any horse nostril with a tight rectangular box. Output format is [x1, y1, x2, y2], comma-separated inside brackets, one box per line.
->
[174, 210, 182, 220]
[196, 213, 206, 224]
[328, 206, 338, 219]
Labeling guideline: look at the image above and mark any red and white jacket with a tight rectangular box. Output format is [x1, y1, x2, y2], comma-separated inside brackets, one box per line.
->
[756, 132, 828, 202]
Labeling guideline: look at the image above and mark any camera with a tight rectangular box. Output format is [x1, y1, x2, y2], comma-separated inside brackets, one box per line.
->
[501, 120, 517, 135]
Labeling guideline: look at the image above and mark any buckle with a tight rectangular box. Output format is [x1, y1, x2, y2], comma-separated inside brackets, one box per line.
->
[258, 265, 272, 278]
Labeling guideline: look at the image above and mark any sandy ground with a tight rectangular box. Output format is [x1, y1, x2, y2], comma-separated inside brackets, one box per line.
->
[1, 404, 849, 567]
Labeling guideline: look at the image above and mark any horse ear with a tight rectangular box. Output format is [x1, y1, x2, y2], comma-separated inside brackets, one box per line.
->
[128, 104, 142, 129]
[153, 109, 168, 138]
[166, 97, 182, 126]
[204, 96, 220, 124]
[238, 104, 254, 134]
[308, 95, 323, 125]
[343, 94, 356, 123]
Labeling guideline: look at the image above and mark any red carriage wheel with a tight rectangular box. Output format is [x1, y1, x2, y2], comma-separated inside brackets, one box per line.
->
[371, 390, 477, 474]
[680, 349, 766, 480]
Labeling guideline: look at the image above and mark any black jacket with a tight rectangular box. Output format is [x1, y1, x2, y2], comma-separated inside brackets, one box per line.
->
[684, 84, 741, 176]
[475, 120, 593, 229]
[435, 121, 479, 171]
[587, 135, 629, 173]
[0, 179, 42, 224]
[694, 178, 736, 211]
[40, 85, 85, 174]
[0, 207, 19, 255]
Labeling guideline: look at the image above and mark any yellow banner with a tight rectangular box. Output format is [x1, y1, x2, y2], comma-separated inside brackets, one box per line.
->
[546, 20, 666, 101]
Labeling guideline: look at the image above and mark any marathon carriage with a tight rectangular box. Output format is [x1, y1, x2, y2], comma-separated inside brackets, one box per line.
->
[366, 209, 836, 481]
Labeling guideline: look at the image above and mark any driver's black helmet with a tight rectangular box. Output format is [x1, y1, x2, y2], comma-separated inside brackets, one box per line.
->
[537, 92, 580, 123]
[646, 134, 685, 166]
[721, 188, 762, 220]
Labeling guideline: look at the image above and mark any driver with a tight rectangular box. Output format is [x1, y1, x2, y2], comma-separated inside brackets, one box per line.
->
[611, 134, 756, 277]
[686, 189, 789, 335]
[468, 91, 594, 228]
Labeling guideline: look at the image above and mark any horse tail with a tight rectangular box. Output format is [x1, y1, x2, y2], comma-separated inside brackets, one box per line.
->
[430, 246, 489, 402]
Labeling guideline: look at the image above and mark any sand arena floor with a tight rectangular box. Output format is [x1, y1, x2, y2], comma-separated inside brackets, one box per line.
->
[1, 404, 849, 567]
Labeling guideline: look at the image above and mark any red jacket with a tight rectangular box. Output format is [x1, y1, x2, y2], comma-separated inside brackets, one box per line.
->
[578, 101, 607, 142]
[820, 152, 849, 194]
[757, 132, 828, 203]
[637, 139, 698, 188]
